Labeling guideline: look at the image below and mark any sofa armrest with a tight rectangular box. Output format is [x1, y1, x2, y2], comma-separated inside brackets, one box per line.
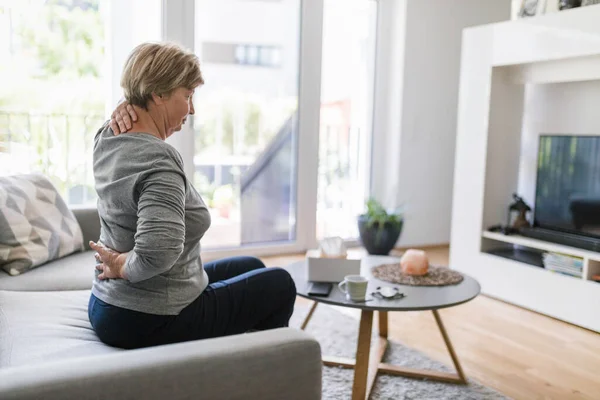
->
[70, 206, 100, 250]
[0, 328, 322, 400]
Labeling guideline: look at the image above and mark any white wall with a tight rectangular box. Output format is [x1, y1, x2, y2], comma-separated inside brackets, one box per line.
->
[375, 0, 510, 247]
[518, 80, 600, 207]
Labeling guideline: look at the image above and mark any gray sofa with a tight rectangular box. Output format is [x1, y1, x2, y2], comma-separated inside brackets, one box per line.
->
[0, 207, 322, 400]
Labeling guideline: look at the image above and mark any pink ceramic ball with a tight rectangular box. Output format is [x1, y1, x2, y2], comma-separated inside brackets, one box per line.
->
[400, 249, 429, 276]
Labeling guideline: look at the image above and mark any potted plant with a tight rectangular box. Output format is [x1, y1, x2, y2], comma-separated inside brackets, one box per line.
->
[357, 198, 403, 255]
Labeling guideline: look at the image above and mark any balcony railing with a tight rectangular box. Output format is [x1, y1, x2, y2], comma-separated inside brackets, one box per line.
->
[1, 109, 367, 240]
[0, 110, 104, 205]
[317, 124, 366, 238]
[237, 113, 366, 243]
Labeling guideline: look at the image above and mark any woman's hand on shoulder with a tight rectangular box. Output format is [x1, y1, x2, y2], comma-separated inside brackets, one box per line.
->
[109, 99, 138, 135]
[91, 241, 128, 280]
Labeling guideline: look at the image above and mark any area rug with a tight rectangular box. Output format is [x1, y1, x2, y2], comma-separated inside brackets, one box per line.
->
[289, 303, 509, 400]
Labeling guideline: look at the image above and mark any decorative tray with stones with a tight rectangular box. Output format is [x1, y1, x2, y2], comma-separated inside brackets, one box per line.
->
[371, 263, 464, 286]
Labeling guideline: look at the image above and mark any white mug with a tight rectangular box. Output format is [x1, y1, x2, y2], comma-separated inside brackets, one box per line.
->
[338, 275, 368, 301]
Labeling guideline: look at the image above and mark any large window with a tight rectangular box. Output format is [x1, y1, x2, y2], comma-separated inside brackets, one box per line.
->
[1, 0, 377, 256]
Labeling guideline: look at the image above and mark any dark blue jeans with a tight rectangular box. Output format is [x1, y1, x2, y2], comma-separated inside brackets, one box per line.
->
[88, 256, 297, 349]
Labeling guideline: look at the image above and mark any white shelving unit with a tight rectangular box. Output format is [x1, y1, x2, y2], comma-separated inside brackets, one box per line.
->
[481, 231, 600, 283]
[450, 7, 600, 332]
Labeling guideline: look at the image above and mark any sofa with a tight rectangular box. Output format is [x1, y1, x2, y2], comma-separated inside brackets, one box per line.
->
[0, 207, 322, 400]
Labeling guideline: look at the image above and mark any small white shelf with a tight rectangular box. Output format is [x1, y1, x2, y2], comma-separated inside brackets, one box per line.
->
[482, 231, 600, 260]
[482, 230, 600, 282]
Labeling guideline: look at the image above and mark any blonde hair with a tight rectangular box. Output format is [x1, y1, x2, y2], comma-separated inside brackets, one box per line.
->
[121, 42, 204, 110]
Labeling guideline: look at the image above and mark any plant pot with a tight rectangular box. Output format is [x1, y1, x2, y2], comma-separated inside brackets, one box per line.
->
[559, 0, 581, 10]
[357, 215, 403, 255]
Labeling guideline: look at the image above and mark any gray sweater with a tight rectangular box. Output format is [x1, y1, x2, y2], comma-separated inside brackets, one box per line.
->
[91, 123, 211, 315]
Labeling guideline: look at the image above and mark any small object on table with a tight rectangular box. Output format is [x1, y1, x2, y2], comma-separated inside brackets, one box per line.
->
[400, 249, 429, 276]
[372, 286, 406, 300]
[591, 275, 600, 283]
[307, 282, 333, 297]
[338, 275, 369, 302]
[318, 236, 347, 258]
[372, 263, 464, 286]
[305, 236, 361, 282]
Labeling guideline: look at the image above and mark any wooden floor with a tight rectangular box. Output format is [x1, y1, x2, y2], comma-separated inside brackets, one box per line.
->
[263, 246, 600, 400]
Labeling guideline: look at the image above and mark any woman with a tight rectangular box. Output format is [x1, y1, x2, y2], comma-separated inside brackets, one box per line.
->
[88, 42, 297, 350]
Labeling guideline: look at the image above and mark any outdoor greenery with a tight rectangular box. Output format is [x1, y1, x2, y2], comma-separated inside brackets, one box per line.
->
[0, 0, 105, 202]
[0, 0, 105, 115]
[1, 0, 298, 210]
[192, 91, 297, 207]
[194, 91, 297, 159]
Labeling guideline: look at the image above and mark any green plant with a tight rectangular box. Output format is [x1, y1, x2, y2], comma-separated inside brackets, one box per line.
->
[361, 197, 403, 229]
[358, 197, 404, 254]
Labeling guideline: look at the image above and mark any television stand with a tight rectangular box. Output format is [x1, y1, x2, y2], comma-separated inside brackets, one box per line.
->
[519, 227, 600, 252]
[485, 247, 544, 268]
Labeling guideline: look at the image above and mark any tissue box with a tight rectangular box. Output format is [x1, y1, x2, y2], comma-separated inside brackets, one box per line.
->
[305, 249, 362, 282]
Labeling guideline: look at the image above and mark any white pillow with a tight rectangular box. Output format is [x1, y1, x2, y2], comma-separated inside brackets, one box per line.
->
[0, 174, 84, 276]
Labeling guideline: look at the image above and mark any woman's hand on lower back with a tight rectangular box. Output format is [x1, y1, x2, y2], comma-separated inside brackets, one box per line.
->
[109, 99, 138, 135]
[90, 241, 128, 280]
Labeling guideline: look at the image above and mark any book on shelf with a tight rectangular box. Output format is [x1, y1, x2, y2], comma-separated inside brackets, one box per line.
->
[543, 264, 583, 278]
[542, 260, 583, 270]
[542, 252, 583, 267]
[542, 252, 583, 278]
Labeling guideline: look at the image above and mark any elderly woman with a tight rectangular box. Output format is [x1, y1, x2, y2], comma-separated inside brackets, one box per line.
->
[88, 42, 297, 349]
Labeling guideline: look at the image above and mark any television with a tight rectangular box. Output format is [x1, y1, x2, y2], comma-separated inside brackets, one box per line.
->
[534, 135, 600, 239]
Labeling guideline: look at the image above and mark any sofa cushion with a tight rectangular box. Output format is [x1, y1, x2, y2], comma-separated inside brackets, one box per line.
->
[0, 174, 84, 276]
[0, 251, 95, 291]
[0, 289, 120, 368]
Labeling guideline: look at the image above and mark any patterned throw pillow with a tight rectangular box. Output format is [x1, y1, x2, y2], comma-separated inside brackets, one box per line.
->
[0, 174, 84, 276]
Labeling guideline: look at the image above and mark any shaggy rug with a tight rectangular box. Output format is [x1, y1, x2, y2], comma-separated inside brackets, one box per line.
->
[289, 303, 509, 400]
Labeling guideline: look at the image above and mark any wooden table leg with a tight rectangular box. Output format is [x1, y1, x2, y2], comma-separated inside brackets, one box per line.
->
[377, 310, 467, 384]
[300, 301, 318, 330]
[378, 311, 388, 338]
[433, 309, 466, 383]
[352, 310, 374, 400]
[363, 311, 389, 397]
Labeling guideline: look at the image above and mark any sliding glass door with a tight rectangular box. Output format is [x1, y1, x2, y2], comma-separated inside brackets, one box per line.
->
[193, 0, 301, 249]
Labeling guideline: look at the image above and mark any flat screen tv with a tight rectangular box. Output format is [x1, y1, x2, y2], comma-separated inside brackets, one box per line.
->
[534, 135, 600, 239]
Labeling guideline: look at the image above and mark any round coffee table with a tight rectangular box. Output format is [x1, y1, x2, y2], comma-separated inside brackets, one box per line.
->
[287, 255, 481, 400]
